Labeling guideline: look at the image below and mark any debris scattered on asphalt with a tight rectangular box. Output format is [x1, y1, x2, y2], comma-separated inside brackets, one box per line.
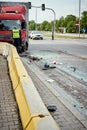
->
[52, 61, 63, 65]
[74, 90, 78, 94]
[19, 53, 28, 57]
[53, 60, 57, 64]
[81, 78, 83, 80]
[44, 62, 50, 68]
[58, 62, 63, 65]
[29, 55, 42, 61]
[49, 66, 56, 69]
[74, 105, 76, 107]
[81, 107, 83, 109]
[70, 66, 77, 72]
[47, 105, 57, 112]
[47, 79, 54, 83]
[19, 51, 30, 57]
[42, 62, 56, 70]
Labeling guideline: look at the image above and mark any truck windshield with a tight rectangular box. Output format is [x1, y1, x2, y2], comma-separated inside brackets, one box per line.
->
[0, 20, 21, 30]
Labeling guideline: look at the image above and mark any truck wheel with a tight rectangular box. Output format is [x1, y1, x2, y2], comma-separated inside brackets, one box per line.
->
[25, 42, 28, 50]
[21, 46, 25, 52]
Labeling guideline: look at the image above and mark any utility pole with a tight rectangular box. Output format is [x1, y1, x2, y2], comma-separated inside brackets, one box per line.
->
[35, 7, 37, 30]
[46, 8, 56, 40]
[79, 0, 81, 38]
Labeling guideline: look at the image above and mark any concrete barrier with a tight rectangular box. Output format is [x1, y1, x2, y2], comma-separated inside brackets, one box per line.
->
[0, 42, 61, 130]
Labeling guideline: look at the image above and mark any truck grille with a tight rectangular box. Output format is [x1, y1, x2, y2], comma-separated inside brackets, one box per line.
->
[0, 34, 12, 38]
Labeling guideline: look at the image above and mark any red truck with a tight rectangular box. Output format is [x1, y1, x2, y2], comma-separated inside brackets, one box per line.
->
[0, 1, 29, 52]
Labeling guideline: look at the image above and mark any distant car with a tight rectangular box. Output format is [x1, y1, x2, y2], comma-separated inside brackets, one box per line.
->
[29, 31, 43, 40]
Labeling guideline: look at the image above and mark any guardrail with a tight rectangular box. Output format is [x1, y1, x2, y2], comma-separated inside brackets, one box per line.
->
[0, 42, 61, 130]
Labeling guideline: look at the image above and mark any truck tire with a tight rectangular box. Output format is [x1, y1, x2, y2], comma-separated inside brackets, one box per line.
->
[21, 42, 28, 52]
[21, 45, 25, 52]
[25, 42, 28, 50]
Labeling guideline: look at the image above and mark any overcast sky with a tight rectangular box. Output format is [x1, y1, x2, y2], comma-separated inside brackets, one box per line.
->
[1, 0, 87, 23]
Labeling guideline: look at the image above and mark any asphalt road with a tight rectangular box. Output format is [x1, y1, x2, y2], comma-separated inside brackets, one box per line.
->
[29, 38, 87, 57]
[20, 37, 87, 129]
[28, 38, 87, 82]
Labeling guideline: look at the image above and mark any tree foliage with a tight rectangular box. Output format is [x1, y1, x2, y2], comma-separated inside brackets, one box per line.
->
[80, 11, 87, 33]
[64, 15, 77, 33]
[29, 11, 87, 33]
[29, 20, 35, 30]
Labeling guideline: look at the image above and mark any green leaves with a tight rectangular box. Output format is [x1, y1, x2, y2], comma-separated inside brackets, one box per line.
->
[29, 11, 87, 33]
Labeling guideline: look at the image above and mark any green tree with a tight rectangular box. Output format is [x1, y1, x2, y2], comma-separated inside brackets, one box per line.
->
[55, 20, 59, 32]
[46, 22, 51, 31]
[66, 21, 76, 33]
[29, 20, 35, 30]
[64, 15, 77, 32]
[40, 21, 51, 31]
[29, 11, 87, 33]
[81, 11, 87, 33]
[37, 23, 41, 30]
[58, 16, 65, 27]
[55, 17, 65, 32]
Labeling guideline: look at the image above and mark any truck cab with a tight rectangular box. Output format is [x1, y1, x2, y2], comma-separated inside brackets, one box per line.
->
[0, 5, 29, 52]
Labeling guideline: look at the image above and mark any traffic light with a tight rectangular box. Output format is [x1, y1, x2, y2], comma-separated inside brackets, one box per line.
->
[42, 4, 45, 11]
[28, 2, 31, 9]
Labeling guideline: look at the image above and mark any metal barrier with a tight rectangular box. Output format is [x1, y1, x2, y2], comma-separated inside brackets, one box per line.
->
[0, 42, 61, 130]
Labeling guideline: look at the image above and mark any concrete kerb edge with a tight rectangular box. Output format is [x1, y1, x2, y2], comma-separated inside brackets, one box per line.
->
[0, 42, 60, 130]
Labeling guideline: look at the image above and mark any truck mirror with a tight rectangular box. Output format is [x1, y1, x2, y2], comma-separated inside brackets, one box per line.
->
[28, 2, 31, 9]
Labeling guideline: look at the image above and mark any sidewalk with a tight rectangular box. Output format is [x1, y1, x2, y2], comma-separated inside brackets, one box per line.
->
[0, 55, 23, 130]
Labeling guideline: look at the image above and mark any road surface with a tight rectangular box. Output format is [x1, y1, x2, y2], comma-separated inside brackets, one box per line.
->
[20, 38, 87, 130]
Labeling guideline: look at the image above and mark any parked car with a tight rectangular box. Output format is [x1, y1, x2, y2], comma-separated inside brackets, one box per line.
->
[29, 31, 43, 40]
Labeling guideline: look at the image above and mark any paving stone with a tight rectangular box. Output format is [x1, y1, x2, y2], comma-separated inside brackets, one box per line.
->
[0, 55, 23, 130]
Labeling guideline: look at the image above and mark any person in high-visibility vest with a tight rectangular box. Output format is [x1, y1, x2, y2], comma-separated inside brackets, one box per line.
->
[12, 26, 20, 52]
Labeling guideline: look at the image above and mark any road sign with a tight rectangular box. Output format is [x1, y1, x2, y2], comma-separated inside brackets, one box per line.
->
[75, 23, 79, 26]
[82, 28, 86, 33]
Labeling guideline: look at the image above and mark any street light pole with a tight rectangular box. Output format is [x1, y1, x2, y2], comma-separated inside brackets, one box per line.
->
[46, 8, 56, 40]
[79, 0, 81, 38]
[35, 7, 37, 30]
[31, 6, 41, 31]
[31, 5, 56, 40]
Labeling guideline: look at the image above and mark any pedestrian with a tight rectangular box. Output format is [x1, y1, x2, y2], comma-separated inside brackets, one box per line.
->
[12, 26, 20, 52]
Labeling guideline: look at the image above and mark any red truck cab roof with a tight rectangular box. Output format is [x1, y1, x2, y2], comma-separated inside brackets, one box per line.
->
[0, 13, 25, 20]
[0, 5, 26, 20]
[1, 5, 26, 15]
